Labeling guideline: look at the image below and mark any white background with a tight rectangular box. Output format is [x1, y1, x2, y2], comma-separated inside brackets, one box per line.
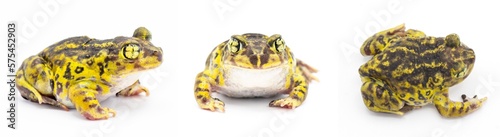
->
[1, 0, 499, 137]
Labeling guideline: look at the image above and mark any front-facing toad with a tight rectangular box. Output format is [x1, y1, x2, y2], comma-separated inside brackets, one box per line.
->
[359, 24, 486, 117]
[16, 27, 163, 120]
[194, 33, 318, 112]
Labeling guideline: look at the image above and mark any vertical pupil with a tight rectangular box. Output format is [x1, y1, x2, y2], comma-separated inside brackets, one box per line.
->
[123, 45, 128, 58]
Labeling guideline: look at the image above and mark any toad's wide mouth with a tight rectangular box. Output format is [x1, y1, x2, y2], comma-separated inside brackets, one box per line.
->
[223, 60, 288, 70]
[223, 63, 290, 72]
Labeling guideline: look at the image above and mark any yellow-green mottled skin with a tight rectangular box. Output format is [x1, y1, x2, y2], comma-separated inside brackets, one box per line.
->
[15, 27, 163, 120]
[359, 24, 486, 117]
[194, 33, 318, 112]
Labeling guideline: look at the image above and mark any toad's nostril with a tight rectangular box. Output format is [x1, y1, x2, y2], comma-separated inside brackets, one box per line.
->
[154, 51, 163, 62]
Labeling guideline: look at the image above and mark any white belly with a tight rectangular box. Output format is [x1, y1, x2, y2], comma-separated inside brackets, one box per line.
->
[216, 65, 290, 98]
[97, 72, 143, 101]
[59, 72, 143, 108]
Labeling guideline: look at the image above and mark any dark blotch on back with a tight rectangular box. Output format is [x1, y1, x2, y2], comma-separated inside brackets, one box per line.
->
[75, 66, 84, 74]
[97, 62, 105, 76]
[63, 62, 72, 79]
[377, 35, 386, 46]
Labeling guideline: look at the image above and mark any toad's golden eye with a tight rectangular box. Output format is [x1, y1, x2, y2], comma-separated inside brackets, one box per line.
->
[273, 38, 285, 53]
[227, 38, 242, 54]
[123, 43, 140, 60]
[445, 33, 461, 47]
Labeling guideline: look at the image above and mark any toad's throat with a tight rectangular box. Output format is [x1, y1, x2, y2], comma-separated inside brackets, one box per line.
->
[216, 65, 290, 98]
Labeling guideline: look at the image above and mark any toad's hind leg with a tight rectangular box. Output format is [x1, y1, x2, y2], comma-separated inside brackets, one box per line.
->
[360, 24, 406, 56]
[16, 56, 68, 110]
[296, 60, 318, 83]
[434, 91, 487, 118]
[116, 80, 150, 97]
[360, 77, 405, 115]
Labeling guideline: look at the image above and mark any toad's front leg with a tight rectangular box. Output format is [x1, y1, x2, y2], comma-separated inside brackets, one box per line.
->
[269, 67, 311, 109]
[116, 80, 150, 97]
[194, 71, 225, 112]
[69, 81, 116, 120]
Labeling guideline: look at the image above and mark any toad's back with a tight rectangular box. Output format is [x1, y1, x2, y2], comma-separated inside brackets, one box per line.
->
[360, 37, 457, 89]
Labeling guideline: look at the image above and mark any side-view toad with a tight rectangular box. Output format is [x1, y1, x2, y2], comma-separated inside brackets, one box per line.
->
[16, 27, 163, 120]
[194, 33, 318, 112]
[358, 24, 486, 117]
